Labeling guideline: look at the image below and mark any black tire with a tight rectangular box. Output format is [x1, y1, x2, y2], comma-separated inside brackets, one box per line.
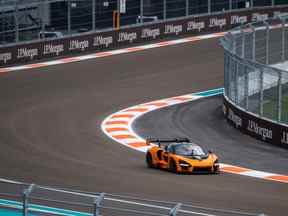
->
[169, 160, 178, 173]
[212, 164, 220, 174]
[146, 153, 154, 168]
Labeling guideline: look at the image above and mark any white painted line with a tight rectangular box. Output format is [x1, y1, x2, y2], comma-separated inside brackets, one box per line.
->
[101, 88, 288, 184]
[108, 131, 133, 136]
[242, 170, 275, 178]
[108, 117, 133, 121]
[42, 60, 66, 65]
[0, 32, 225, 74]
[138, 44, 159, 49]
[104, 124, 129, 129]
[109, 49, 129, 55]
[198, 34, 220, 39]
[76, 55, 97, 60]
[118, 138, 142, 143]
[7, 66, 30, 70]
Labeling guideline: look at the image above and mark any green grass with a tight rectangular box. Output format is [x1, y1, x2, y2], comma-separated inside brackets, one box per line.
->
[262, 95, 288, 123]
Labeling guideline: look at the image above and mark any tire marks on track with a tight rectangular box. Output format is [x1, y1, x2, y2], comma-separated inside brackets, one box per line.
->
[101, 88, 288, 184]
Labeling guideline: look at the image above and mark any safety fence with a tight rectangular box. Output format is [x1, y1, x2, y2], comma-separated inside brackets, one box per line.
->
[0, 0, 286, 45]
[221, 14, 288, 147]
[1, 5, 288, 67]
[0, 179, 266, 216]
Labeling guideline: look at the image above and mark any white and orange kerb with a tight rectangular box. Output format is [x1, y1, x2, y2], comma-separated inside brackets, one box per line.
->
[101, 90, 288, 184]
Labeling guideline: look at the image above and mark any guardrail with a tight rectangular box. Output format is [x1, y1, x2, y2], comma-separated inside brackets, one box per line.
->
[1, 5, 288, 67]
[0, 179, 266, 216]
[221, 11, 288, 147]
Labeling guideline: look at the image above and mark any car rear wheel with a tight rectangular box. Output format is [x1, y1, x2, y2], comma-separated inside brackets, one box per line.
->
[146, 153, 154, 168]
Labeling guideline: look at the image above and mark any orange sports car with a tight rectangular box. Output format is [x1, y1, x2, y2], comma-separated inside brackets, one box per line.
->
[145, 138, 220, 174]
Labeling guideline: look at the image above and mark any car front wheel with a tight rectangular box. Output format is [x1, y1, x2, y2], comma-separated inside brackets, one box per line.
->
[146, 153, 154, 168]
[169, 160, 178, 173]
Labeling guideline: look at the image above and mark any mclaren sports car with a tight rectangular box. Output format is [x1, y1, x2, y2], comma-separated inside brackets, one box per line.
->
[145, 138, 220, 174]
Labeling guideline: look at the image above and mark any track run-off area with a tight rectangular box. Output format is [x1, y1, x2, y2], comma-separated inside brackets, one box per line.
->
[0, 33, 287, 216]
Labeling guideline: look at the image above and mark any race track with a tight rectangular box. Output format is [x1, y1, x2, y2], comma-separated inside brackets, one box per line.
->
[134, 95, 288, 175]
[0, 37, 287, 216]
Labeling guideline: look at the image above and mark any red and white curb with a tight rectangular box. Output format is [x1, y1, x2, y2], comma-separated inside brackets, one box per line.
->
[101, 90, 288, 184]
[102, 93, 203, 152]
[0, 32, 225, 74]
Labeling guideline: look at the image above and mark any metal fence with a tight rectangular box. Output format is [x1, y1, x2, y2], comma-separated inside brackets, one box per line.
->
[0, 179, 266, 216]
[221, 14, 288, 124]
[0, 0, 284, 45]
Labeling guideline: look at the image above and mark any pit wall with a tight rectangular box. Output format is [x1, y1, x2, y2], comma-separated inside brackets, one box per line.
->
[1, 6, 288, 67]
[223, 96, 288, 148]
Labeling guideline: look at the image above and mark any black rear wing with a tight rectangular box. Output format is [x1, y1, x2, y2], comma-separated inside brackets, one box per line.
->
[146, 138, 190, 146]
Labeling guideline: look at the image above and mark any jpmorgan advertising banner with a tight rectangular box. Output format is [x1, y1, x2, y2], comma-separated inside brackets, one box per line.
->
[1, 6, 288, 67]
[223, 96, 288, 148]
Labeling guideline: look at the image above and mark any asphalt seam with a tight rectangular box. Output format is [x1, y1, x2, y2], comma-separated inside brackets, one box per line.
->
[101, 88, 288, 184]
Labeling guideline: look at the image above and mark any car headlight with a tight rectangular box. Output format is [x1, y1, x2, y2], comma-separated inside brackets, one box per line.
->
[179, 160, 191, 167]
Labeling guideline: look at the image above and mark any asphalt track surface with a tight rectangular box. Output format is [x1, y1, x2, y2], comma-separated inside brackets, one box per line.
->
[0, 38, 287, 216]
[134, 95, 288, 175]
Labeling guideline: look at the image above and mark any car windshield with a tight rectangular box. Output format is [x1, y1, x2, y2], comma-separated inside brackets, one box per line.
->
[174, 144, 206, 156]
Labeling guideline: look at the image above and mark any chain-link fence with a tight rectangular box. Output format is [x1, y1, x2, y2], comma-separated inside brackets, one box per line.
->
[221, 14, 288, 124]
[0, 0, 284, 45]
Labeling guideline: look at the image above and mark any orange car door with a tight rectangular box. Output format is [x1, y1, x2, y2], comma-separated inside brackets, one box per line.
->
[161, 151, 169, 168]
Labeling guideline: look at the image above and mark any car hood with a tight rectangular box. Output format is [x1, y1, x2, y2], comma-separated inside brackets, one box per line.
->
[184, 154, 209, 160]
